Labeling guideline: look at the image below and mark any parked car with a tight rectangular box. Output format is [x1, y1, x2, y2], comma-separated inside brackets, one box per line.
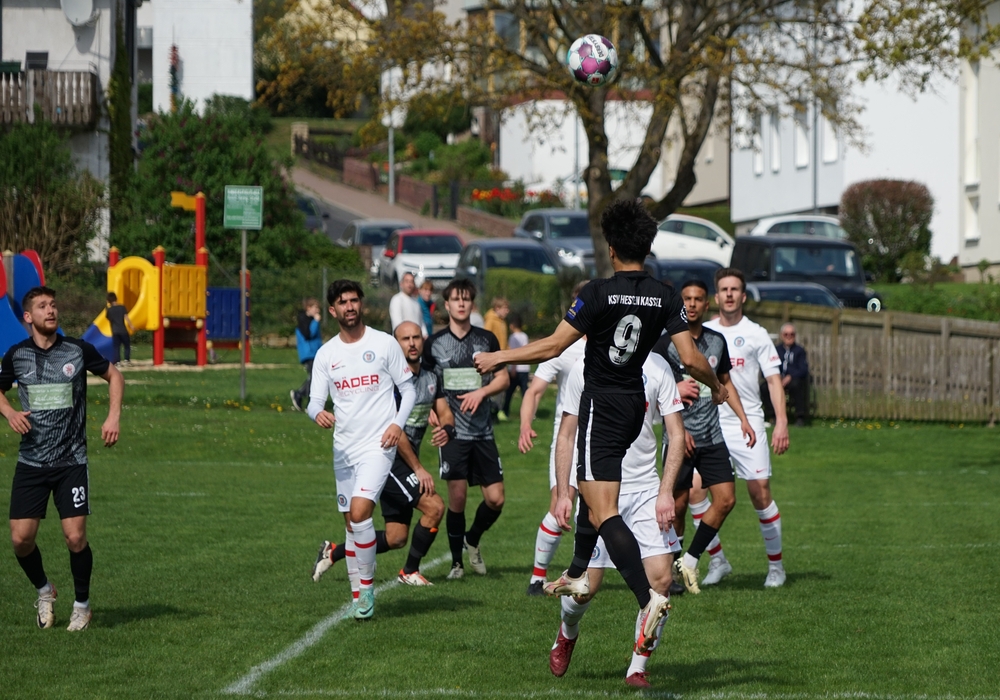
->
[296, 194, 329, 236]
[730, 234, 880, 310]
[651, 214, 734, 266]
[643, 258, 722, 294]
[454, 239, 559, 296]
[336, 219, 413, 279]
[513, 208, 596, 276]
[749, 214, 848, 239]
[745, 282, 843, 308]
[377, 229, 464, 290]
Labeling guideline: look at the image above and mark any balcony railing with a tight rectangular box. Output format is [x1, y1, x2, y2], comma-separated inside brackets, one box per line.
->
[0, 70, 99, 129]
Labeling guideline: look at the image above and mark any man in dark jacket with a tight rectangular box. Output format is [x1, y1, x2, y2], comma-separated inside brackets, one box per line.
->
[776, 323, 809, 425]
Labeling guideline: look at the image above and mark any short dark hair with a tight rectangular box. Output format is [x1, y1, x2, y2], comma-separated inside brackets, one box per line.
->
[327, 279, 365, 306]
[22, 286, 56, 312]
[714, 267, 746, 292]
[443, 277, 476, 302]
[107, 292, 118, 304]
[680, 279, 709, 296]
[508, 312, 523, 329]
[600, 198, 658, 264]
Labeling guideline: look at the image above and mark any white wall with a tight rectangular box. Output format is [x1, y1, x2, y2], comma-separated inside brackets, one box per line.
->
[150, 0, 253, 114]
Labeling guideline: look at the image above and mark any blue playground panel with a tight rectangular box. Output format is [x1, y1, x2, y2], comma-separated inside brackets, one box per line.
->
[82, 323, 117, 364]
[11, 254, 44, 318]
[206, 287, 246, 340]
[0, 296, 29, 356]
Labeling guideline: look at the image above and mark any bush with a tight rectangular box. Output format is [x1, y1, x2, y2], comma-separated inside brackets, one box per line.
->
[872, 282, 1000, 321]
[402, 89, 471, 140]
[840, 179, 933, 283]
[484, 269, 565, 336]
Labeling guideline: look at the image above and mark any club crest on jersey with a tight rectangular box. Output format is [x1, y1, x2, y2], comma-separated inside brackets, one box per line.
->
[566, 297, 584, 319]
[734, 336, 745, 347]
[338, 494, 347, 508]
[62, 363, 76, 377]
[363, 351, 376, 363]
[708, 355, 718, 368]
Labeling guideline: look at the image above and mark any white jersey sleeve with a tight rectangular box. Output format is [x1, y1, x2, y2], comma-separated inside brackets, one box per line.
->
[649, 354, 683, 418]
[534, 357, 560, 384]
[755, 325, 781, 378]
[307, 341, 334, 421]
[561, 359, 585, 417]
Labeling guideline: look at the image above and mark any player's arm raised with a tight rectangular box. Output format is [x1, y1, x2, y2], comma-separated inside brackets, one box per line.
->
[518, 376, 549, 453]
[98, 363, 124, 447]
[552, 411, 577, 531]
[671, 331, 727, 405]
[720, 371, 756, 449]
[474, 321, 581, 375]
[657, 411, 685, 531]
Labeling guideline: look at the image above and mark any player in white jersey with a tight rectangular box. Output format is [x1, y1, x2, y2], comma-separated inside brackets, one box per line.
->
[307, 279, 416, 619]
[547, 353, 686, 689]
[519, 331, 586, 596]
[704, 268, 789, 588]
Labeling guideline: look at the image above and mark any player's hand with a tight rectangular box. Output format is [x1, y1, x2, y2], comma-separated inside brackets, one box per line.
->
[428, 410, 441, 427]
[101, 417, 120, 447]
[553, 496, 574, 531]
[473, 351, 502, 375]
[655, 491, 676, 532]
[413, 466, 436, 495]
[518, 425, 537, 453]
[711, 383, 729, 405]
[741, 419, 757, 448]
[684, 430, 696, 458]
[430, 424, 450, 447]
[771, 423, 789, 455]
[4, 410, 31, 435]
[678, 378, 699, 405]
[314, 410, 335, 429]
[380, 424, 403, 448]
[456, 389, 485, 414]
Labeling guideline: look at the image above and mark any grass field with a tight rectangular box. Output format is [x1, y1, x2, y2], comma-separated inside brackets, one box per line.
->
[1, 350, 998, 699]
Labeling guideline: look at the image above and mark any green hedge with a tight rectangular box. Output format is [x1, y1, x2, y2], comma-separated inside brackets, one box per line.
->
[484, 268, 568, 337]
[872, 282, 1000, 321]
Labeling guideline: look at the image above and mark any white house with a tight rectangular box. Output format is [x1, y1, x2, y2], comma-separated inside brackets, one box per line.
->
[136, 0, 253, 114]
[730, 77, 960, 262]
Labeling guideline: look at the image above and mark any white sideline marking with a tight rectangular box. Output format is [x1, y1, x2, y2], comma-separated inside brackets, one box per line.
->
[221, 554, 450, 696]
[254, 690, 1000, 700]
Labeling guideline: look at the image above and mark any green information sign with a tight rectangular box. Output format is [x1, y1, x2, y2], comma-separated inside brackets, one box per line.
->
[223, 185, 264, 230]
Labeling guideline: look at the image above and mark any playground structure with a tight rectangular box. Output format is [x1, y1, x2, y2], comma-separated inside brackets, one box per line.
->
[82, 192, 251, 365]
[0, 249, 47, 357]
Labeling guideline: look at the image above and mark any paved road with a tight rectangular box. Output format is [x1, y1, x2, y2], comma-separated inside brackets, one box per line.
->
[314, 198, 356, 243]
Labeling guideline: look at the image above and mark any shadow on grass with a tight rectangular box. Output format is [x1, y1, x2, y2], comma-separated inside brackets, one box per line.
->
[706, 570, 831, 591]
[99, 603, 202, 628]
[573, 657, 781, 688]
[377, 595, 481, 617]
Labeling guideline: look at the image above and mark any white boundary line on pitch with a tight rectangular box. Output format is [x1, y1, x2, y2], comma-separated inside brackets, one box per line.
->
[252, 690, 1000, 700]
[221, 553, 451, 696]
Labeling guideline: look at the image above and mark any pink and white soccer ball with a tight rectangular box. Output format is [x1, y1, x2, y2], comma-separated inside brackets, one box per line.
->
[567, 34, 618, 87]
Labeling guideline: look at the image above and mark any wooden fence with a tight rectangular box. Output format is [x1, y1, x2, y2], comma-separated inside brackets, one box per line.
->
[747, 301, 1000, 422]
[0, 70, 97, 127]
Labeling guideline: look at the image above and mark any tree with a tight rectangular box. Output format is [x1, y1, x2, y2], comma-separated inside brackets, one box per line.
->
[840, 179, 933, 282]
[445, 0, 1000, 276]
[113, 99, 357, 271]
[0, 120, 103, 272]
[107, 1, 133, 233]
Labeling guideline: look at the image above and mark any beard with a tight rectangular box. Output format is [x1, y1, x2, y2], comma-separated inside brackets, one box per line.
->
[338, 314, 361, 329]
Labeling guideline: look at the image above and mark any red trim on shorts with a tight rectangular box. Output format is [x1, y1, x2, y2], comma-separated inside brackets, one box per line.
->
[759, 513, 781, 524]
[533, 566, 547, 577]
[355, 539, 376, 549]
[767, 553, 782, 561]
[539, 523, 561, 537]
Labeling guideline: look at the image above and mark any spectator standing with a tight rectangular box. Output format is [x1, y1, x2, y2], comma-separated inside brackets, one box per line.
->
[105, 293, 135, 367]
[417, 279, 435, 338]
[483, 297, 510, 350]
[776, 323, 809, 426]
[389, 272, 423, 331]
[470, 303, 485, 328]
[290, 298, 323, 412]
[500, 313, 530, 422]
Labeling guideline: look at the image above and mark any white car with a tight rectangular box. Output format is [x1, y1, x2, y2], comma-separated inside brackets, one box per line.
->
[749, 214, 848, 239]
[377, 229, 465, 290]
[651, 213, 734, 266]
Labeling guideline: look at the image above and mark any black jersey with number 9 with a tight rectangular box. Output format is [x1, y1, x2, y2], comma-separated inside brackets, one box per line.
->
[565, 271, 688, 394]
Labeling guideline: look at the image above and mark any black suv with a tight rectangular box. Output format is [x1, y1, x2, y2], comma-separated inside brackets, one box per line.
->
[730, 235, 880, 310]
[513, 209, 596, 276]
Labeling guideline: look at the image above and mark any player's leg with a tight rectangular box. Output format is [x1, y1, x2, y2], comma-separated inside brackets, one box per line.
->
[440, 439, 470, 578]
[530, 438, 574, 593]
[551, 548, 608, 678]
[668, 459, 694, 595]
[331, 460, 361, 602]
[463, 440, 504, 575]
[53, 463, 92, 631]
[349, 450, 393, 619]
[678, 446, 736, 589]
[10, 463, 59, 628]
[398, 493, 444, 584]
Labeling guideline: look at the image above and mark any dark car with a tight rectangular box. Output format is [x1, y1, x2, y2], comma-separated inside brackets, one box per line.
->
[454, 238, 559, 295]
[745, 282, 843, 308]
[296, 194, 329, 235]
[730, 234, 880, 310]
[644, 258, 722, 294]
[336, 219, 413, 279]
[513, 208, 596, 276]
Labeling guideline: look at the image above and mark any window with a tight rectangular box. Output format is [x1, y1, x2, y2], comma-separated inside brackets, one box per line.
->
[743, 245, 772, 280]
[822, 117, 839, 163]
[400, 235, 463, 255]
[769, 111, 781, 172]
[965, 195, 980, 243]
[794, 112, 809, 169]
[547, 215, 589, 239]
[485, 247, 556, 274]
[774, 246, 859, 279]
[359, 227, 394, 246]
[752, 115, 764, 176]
[340, 224, 355, 245]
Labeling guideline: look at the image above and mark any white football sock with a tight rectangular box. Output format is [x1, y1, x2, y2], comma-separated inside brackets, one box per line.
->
[560, 595, 590, 640]
[708, 538, 726, 561]
[532, 512, 563, 582]
[756, 501, 783, 564]
[351, 518, 377, 590]
[629, 609, 666, 675]
[37, 582, 52, 596]
[344, 530, 360, 598]
[689, 498, 711, 530]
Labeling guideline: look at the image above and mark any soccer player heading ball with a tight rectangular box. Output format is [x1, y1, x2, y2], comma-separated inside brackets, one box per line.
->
[475, 198, 728, 662]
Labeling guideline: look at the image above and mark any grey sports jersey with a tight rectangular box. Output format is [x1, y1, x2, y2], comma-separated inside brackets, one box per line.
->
[653, 328, 731, 448]
[399, 368, 439, 452]
[0, 336, 110, 468]
[422, 326, 500, 441]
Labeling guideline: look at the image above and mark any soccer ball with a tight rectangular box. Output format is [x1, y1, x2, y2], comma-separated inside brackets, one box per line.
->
[567, 34, 618, 87]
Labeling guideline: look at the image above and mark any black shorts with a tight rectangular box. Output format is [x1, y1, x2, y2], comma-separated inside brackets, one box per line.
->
[439, 438, 503, 486]
[380, 459, 423, 525]
[10, 462, 90, 520]
[672, 442, 734, 491]
[576, 391, 645, 483]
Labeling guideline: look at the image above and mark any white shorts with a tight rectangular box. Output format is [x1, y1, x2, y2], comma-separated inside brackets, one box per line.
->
[548, 414, 579, 491]
[333, 445, 396, 512]
[721, 417, 771, 481]
[586, 488, 682, 569]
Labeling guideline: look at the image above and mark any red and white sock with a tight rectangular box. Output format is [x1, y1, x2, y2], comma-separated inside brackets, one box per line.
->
[351, 518, 377, 591]
[344, 530, 360, 599]
[708, 538, 726, 562]
[689, 498, 711, 530]
[756, 501, 782, 565]
[628, 607, 667, 675]
[532, 512, 563, 583]
[559, 594, 589, 640]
